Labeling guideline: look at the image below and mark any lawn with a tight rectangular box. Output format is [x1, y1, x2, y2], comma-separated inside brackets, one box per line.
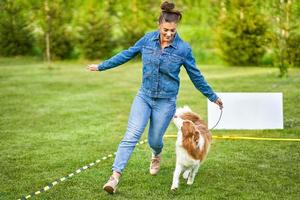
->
[0, 57, 299, 200]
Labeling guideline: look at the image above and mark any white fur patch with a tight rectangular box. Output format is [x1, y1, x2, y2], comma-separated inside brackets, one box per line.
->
[198, 135, 205, 150]
[173, 117, 183, 129]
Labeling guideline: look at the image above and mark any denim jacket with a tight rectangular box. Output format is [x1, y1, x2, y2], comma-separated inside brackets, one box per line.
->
[98, 31, 218, 102]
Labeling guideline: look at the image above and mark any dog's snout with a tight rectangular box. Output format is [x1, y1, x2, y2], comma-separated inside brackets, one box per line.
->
[174, 115, 178, 118]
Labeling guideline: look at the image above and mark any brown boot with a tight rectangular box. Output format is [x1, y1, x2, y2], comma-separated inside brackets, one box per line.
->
[149, 154, 161, 175]
[103, 176, 119, 194]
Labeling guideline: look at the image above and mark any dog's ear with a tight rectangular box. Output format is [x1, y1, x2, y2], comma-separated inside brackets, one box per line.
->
[181, 121, 195, 138]
[193, 130, 200, 143]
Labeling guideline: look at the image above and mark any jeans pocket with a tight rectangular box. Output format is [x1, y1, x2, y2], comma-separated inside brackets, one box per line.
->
[167, 97, 177, 106]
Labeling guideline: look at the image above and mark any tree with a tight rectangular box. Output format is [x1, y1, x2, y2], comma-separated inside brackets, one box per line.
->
[29, 0, 75, 61]
[272, 0, 292, 77]
[268, 0, 300, 77]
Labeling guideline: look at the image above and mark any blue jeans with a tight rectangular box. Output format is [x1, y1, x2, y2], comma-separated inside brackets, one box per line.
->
[112, 91, 177, 173]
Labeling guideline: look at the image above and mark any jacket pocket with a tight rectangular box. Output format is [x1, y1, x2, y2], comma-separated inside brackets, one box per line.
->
[142, 46, 156, 66]
[166, 53, 183, 73]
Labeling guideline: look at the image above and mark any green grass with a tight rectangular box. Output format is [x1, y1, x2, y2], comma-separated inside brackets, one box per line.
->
[0, 57, 299, 200]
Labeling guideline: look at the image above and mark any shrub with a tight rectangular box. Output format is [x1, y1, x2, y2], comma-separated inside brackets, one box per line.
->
[216, 0, 268, 66]
[0, 0, 34, 56]
[30, 0, 75, 60]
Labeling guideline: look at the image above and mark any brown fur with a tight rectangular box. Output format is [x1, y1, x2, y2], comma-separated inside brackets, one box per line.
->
[181, 112, 212, 161]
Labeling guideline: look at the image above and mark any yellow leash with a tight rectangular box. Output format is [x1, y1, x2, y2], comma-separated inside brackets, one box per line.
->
[164, 135, 300, 142]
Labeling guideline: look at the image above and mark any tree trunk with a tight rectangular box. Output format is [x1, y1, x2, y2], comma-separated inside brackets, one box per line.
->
[44, 0, 51, 65]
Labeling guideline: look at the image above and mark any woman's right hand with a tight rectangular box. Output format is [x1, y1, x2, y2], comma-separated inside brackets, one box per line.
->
[86, 64, 99, 71]
[214, 98, 223, 110]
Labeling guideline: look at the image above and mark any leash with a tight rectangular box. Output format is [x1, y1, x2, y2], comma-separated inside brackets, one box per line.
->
[209, 108, 223, 130]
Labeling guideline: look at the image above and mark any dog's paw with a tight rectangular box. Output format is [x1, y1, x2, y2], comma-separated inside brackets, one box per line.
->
[171, 183, 179, 191]
[171, 186, 178, 191]
[182, 170, 190, 180]
[187, 179, 194, 185]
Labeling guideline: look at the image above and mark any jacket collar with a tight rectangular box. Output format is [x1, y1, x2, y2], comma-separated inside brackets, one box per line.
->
[151, 30, 179, 49]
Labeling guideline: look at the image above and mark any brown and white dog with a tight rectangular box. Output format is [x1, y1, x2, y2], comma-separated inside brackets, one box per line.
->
[171, 106, 212, 191]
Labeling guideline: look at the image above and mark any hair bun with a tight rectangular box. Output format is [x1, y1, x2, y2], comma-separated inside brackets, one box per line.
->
[161, 1, 175, 12]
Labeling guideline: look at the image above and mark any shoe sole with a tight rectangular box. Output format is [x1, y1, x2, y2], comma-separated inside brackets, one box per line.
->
[150, 168, 160, 176]
[150, 171, 158, 176]
[103, 185, 115, 194]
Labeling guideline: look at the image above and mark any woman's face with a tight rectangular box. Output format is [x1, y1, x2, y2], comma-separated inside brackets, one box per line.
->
[159, 22, 177, 43]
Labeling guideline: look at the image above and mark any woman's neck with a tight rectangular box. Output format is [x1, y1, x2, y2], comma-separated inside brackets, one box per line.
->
[160, 38, 172, 49]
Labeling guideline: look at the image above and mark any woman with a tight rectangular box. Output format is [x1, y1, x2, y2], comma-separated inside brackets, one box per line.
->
[87, 1, 223, 194]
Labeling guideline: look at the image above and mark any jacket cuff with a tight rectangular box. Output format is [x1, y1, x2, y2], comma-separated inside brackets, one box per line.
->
[97, 64, 103, 71]
[208, 93, 218, 102]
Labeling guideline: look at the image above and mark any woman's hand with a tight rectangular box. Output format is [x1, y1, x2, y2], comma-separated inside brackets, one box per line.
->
[214, 98, 223, 110]
[86, 64, 99, 71]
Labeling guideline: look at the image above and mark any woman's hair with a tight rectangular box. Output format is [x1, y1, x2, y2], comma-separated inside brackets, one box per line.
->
[158, 1, 182, 24]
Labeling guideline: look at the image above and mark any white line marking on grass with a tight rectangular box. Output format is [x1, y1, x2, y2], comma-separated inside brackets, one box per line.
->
[18, 139, 148, 200]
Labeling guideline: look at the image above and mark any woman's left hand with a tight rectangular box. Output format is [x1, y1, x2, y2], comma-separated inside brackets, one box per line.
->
[214, 98, 223, 110]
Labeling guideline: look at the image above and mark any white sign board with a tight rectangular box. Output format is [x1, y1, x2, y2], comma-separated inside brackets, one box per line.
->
[207, 93, 283, 130]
